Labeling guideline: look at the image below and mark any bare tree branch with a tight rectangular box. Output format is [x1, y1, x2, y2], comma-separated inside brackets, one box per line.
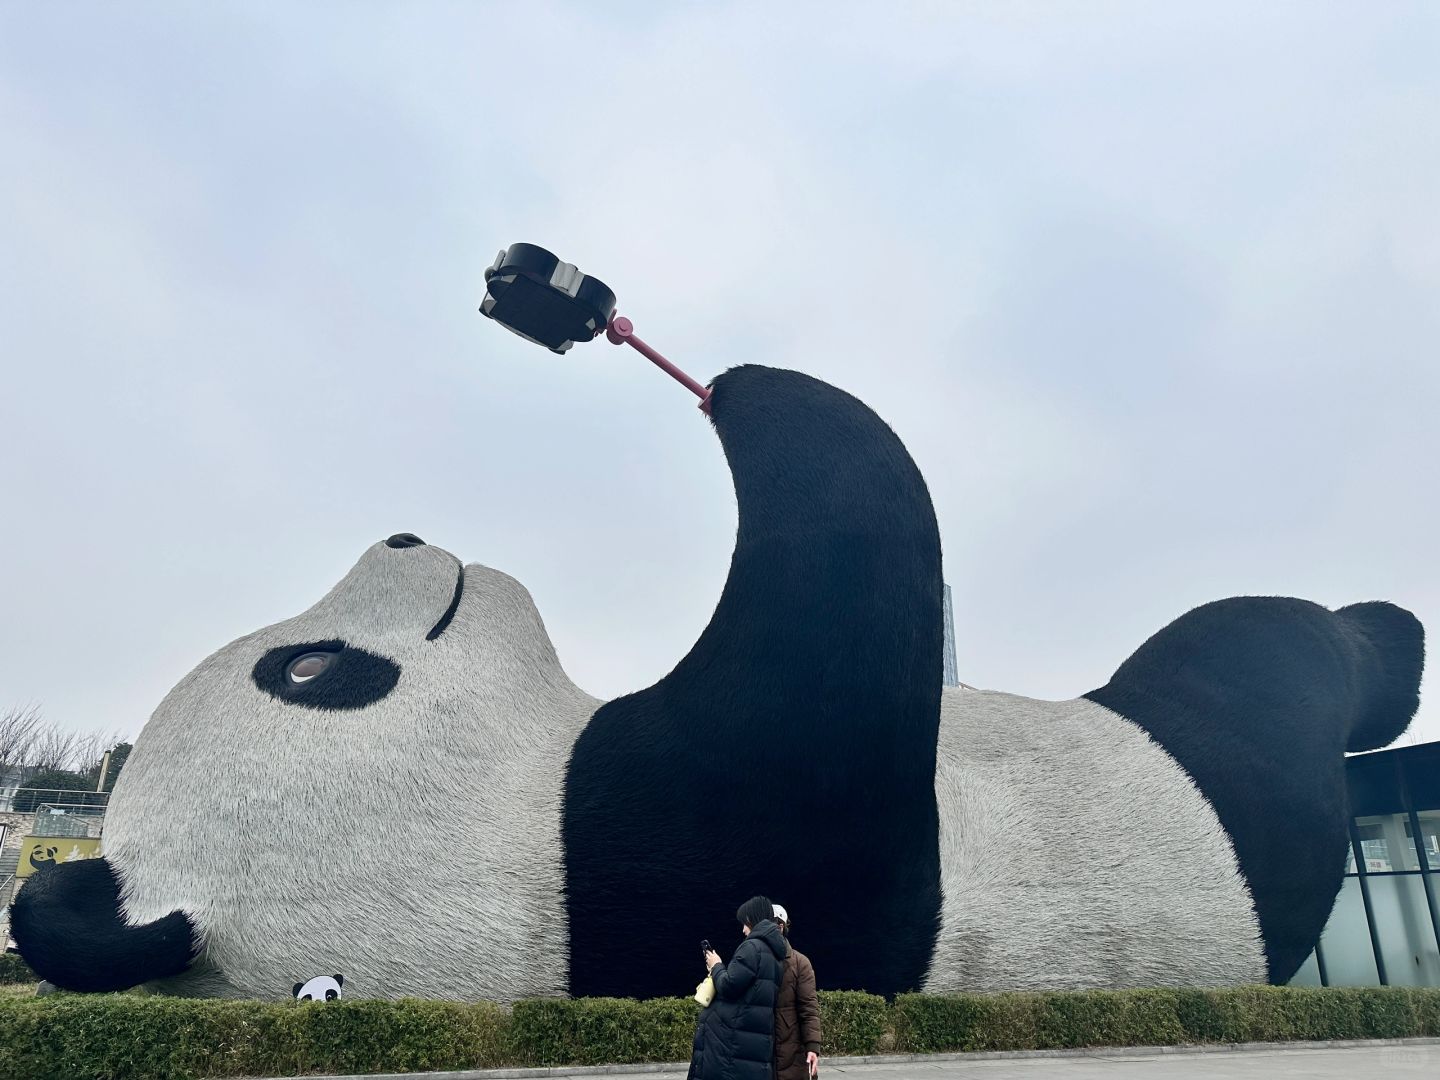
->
[0, 703, 44, 770]
[26, 725, 82, 772]
[3, 706, 131, 785]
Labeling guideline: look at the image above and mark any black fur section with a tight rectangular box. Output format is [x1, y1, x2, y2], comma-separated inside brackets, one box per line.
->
[251, 640, 401, 711]
[10, 857, 197, 993]
[1085, 597, 1424, 984]
[1331, 602, 1426, 752]
[426, 566, 465, 641]
[564, 365, 944, 1000]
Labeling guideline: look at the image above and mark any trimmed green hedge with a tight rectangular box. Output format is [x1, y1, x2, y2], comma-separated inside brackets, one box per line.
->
[0, 996, 513, 1080]
[0, 954, 35, 986]
[890, 985, 1440, 1054]
[0, 985, 1436, 1080]
[815, 989, 890, 1056]
[509, 997, 698, 1066]
[503, 990, 890, 1066]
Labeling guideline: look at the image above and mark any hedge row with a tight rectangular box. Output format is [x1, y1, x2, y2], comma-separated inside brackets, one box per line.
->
[0, 986, 1437, 1080]
[0, 996, 510, 1080]
[890, 985, 1440, 1053]
[0, 954, 34, 986]
[0, 992, 879, 1080]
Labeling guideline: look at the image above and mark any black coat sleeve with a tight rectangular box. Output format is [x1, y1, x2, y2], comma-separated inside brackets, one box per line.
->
[713, 938, 761, 1001]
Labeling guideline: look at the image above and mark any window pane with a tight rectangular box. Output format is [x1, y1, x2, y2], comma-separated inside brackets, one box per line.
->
[1417, 811, 1440, 870]
[1316, 877, 1380, 986]
[1352, 814, 1418, 872]
[1366, 873, 1440, 987]
[1357, 827, 1390, 872]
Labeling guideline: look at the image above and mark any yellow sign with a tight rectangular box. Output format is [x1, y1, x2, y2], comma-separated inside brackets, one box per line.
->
[16, 836, 102, 878]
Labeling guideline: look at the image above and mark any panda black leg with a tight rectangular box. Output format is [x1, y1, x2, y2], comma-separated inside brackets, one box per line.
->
[1086, 597, 1424, 982]
[10, 857, 198, 993]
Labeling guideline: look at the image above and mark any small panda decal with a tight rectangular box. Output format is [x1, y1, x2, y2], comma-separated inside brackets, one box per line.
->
[293, 974, 344, 1002]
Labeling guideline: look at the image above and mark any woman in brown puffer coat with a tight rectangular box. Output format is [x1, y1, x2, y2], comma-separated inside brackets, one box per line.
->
[771, 904, 821, 1080]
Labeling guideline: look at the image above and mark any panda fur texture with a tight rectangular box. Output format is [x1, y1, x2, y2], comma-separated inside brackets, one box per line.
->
[10, 364, 1424, 1001]
[928, 689, 1267, 992]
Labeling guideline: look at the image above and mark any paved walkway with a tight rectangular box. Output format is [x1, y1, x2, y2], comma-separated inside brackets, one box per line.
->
[259, 1039, 1440, 1080]
[802, 1042, 1440, 1077]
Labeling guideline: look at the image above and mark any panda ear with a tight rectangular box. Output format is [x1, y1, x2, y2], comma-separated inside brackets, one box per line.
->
[333, 974, 344, 987]
[292, 982, 304, 997]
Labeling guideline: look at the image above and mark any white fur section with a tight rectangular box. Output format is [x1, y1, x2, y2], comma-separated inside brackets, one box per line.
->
[924, 689, 1266, 992]
[102, 541, 599, 1002]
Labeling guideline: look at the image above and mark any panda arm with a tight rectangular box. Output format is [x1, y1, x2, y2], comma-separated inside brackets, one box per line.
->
[564, 365, 946, 1001]
[10, 857, 197, 993]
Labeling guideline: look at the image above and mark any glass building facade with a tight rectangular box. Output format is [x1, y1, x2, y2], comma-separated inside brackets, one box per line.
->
[1289, 740, 1440, 988]
[941, 584, 959, 688]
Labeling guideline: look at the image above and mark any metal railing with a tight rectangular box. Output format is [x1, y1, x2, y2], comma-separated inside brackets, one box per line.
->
[0, 787, 110, 815]
[31, 804, 105, 839]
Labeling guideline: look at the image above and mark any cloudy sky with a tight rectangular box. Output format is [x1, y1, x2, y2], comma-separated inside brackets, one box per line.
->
[2, 2, 1437, 751]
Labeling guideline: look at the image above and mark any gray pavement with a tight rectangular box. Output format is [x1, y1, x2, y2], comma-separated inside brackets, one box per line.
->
[803, 1043, 1439, 1077]
[258, 1039, 1440, 1080]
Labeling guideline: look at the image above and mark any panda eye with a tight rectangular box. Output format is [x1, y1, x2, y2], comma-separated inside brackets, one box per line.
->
[254, 639, 400, 711]
[286, 652, 334, 684]
[325, 989, 337, 1000]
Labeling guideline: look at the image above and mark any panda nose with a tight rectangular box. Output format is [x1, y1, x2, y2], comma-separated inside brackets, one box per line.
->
[385, 533, 426, 549]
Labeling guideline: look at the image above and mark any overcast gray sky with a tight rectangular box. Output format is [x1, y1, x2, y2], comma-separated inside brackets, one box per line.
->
[2, 2, 1437, 750]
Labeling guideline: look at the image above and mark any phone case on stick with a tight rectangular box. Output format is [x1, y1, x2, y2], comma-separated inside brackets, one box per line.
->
[480, 243, 617, 354]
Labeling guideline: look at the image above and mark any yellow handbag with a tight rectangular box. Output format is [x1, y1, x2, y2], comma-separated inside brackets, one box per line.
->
[694, 974, 716, 1006]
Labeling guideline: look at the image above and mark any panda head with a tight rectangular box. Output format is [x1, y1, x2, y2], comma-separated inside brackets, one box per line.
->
[113, 534, 573, 768]
[103, 532, 592, 974]
[293, 973, 344, 1001]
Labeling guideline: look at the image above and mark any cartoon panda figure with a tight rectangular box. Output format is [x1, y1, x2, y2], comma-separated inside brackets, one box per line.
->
[11, 365, 1424, 1001]
[293, 974, 344, 1002]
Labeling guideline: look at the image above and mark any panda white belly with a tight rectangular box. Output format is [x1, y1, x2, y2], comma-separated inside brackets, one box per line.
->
[924, 688, 1266, 992]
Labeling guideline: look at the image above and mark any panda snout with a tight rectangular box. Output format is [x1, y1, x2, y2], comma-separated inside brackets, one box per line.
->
[385, 533, 426, 549]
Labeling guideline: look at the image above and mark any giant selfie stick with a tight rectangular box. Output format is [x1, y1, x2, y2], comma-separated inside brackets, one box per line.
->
[603, 315, 711, 413]
[480, 243, 712, 413]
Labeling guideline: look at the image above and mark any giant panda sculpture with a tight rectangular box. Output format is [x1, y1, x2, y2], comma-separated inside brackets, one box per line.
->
[11, 365, 1424, 1001]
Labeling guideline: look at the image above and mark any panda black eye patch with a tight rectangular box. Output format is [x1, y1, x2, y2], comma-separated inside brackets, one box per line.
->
[252, 640, 401, 711]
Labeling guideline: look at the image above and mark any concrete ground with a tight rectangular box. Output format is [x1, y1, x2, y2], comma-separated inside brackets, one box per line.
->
[800, 1043, 1440, 1077]
[259, 1039, 1440, 1080]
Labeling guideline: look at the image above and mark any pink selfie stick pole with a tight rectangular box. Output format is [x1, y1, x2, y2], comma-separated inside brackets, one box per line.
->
[604, 315, 713, 414]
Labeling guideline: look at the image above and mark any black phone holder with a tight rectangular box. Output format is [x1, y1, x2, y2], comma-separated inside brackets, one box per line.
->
[480, 242, 712, 412]
[480, 243, 617, 354]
